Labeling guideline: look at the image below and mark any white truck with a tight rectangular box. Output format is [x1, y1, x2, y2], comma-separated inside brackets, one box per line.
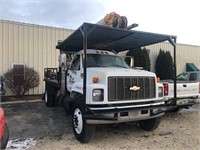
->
[162, 71, 200, 112]
[162, 80, 200, 111]
[43, 22, 177, 143]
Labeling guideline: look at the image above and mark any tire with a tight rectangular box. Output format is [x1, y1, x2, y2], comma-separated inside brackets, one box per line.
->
[0, 123, 9, 149]
[63, 96, 73, 115]
[44, 85, 55, 107]
[72, 100, 96, 143]
[169, 106, 182, 113]
[139, 117, 161, 131]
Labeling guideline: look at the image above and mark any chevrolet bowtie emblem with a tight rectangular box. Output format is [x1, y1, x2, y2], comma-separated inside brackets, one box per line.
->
[129, 86, 140, 91]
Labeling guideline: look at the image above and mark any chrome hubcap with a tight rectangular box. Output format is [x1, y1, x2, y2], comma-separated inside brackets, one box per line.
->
[73, 108, 83, 134]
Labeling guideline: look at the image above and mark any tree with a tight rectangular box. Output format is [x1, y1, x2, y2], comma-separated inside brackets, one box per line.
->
[155, 49, 174, 80]
[4, 66, 40, 97]
[126, 47, 151, 71]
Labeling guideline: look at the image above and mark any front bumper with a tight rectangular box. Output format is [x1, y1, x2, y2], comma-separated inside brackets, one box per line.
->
[176, 97, 200, 106]
[84, 101, 168, 124]
[166, 96, 200, 107]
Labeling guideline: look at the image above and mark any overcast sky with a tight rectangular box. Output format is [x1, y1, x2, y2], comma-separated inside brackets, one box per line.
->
[0, 0, 199, 46]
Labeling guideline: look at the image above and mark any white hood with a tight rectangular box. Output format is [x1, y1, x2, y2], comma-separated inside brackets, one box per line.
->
[87, 67, 156, 78]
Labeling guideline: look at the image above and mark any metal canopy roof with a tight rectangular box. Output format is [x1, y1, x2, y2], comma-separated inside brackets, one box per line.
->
[56, 22, 176, 52]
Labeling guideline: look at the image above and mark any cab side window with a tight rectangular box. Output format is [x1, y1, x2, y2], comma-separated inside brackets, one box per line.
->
[189, 73, 197, 81]
[71, 55, 80, 70]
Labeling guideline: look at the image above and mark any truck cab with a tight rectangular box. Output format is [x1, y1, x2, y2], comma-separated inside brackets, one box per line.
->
[66, 49, 165, 119]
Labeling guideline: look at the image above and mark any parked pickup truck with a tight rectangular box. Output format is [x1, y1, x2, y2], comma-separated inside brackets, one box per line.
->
[161, 79, 200, 111]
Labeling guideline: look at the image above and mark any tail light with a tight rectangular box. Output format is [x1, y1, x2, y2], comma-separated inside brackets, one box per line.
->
[163, 83, 168, 96]
[199, 82, 200, 93]
[0, 108, 6, 139]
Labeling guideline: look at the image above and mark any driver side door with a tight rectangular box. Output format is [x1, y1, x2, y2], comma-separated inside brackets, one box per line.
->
[66, 54, 82, 92]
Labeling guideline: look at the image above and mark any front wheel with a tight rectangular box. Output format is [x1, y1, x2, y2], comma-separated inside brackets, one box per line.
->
[138, 117, 161, 131]
[72, 100, 96, 143]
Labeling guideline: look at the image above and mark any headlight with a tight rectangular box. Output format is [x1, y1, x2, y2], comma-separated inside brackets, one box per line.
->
[158, 87, 163, 97]
[92, 89, 104, 102]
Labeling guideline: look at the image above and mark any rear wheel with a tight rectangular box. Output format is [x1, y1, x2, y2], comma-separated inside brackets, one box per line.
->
[72, 100, 96, 143]
[139, 117, 161, 131]
[44, 85, 55, 107]
[169, 106, 182, 113]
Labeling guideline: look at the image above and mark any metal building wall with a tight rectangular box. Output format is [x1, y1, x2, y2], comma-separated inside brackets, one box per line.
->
[0, 20, 73, 95]
[146, 42, 200, 74]
[1, 20, 199, 95]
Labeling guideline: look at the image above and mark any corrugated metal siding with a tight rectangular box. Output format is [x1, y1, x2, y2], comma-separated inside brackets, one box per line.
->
[119, 42, 200, 75]
[146, 42, 200, 74]
[1, 20, 200, 95]
[0, 20, 74, 95]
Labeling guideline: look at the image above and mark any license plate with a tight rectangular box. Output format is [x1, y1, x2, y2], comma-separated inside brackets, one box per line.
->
[129, 111, 140, 117]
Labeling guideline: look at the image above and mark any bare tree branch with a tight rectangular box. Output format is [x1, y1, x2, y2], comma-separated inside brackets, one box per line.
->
[4, 66, 40, 97]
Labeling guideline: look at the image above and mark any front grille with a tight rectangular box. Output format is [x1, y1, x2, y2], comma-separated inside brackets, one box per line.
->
[108, 77, 156, 101]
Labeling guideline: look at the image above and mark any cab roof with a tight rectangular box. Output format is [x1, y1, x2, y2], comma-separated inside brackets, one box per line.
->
[78, 49, 116, 55]
[56, 22, 176, 52]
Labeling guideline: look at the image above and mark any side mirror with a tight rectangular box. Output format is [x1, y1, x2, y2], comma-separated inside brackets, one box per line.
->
[59, 53, 67, 67]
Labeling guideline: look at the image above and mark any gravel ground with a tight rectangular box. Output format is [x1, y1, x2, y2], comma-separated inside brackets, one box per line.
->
[2, 101, 200, 150]
[32, 110, 200, 150]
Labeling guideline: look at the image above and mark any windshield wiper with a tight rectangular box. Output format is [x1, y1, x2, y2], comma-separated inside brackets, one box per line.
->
[108, 65, 128, 68]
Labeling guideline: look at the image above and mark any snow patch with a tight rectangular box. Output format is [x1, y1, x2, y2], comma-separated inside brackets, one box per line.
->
[7, 138, 37, 150]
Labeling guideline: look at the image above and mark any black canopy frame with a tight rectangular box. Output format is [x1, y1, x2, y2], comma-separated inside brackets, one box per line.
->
[56, 23, 177, 106]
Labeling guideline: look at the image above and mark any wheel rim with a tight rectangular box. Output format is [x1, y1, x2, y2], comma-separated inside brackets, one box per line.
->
[45, 91, 48, 103]
[73, 108, 83, 134]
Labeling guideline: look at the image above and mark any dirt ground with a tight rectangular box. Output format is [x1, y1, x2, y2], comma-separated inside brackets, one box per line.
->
[1, 100, 200, 150]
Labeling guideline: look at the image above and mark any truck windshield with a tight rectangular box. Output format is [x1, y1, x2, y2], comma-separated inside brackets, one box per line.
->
[86, 54, 129, 68]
